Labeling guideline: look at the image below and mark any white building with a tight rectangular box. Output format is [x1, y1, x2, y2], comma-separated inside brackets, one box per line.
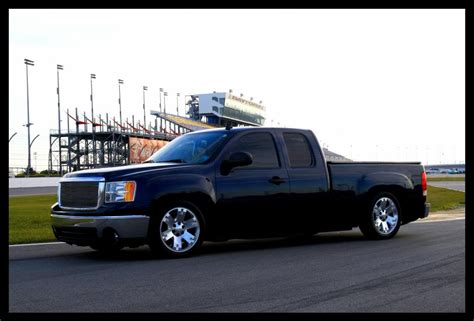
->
[187, 92, 266, 127]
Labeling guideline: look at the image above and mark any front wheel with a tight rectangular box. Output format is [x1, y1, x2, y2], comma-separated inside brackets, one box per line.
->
[359, 192, 401, 240]
[148, 201, 205, 258]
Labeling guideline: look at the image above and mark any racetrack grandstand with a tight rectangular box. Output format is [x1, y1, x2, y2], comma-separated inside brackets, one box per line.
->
[186, 91, 265, 127]
[48, 90, 350, 174]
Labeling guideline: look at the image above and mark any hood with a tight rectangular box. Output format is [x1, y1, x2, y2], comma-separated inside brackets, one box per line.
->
[63, 162, 188, 180]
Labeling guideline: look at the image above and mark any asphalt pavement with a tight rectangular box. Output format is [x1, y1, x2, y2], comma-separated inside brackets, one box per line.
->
[428, 181, 465, 192]
[9, 219, 465, 312]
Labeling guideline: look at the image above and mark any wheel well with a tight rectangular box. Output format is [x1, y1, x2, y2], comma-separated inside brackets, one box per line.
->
[366, 185, 406, 218]
[149, 192, 214, 220]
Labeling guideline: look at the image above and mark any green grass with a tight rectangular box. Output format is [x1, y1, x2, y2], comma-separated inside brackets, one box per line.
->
[427, 186, 465, 212]
[9, 195, 58, 244]
[427, 177, 465, 182]
[8, 186, 465, 244]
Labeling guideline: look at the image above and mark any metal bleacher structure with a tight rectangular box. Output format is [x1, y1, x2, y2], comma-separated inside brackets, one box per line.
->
[49, 91, 350, 174]
[49, 112, 218, 173]
[48, 99, 222, 174]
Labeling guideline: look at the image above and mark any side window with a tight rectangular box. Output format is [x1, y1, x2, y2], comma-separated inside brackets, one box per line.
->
[283, 133, 314, 168]
[212, 96, 218, 102]
[229, 133, 279, 168]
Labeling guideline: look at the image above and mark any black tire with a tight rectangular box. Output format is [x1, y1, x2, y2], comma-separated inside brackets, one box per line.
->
[148, 200, 205, 258]
[359, 192, 401, 240]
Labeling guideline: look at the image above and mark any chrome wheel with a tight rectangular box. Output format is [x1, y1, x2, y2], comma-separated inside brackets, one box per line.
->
[372, 197, 399, 235]
[159, 207, 201, 253]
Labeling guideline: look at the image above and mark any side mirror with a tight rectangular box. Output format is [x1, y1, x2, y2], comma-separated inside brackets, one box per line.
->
[221, 151, 253, 175]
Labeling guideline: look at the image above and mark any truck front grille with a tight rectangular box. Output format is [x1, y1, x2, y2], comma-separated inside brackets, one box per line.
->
[60, 181, 101, 209]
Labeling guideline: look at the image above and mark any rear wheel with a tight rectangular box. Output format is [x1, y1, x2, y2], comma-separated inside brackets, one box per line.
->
[148, 201, 205, 258]
[359, 192, 401, 240]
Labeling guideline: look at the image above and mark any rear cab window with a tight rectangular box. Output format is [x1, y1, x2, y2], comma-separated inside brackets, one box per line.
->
[283, 132, 315, 168]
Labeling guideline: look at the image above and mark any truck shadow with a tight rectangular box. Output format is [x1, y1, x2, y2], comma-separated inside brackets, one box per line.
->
[78, 229, 407, 262]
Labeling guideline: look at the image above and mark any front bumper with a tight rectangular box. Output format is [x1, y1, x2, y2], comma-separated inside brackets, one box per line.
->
[51, 204, 149, 246]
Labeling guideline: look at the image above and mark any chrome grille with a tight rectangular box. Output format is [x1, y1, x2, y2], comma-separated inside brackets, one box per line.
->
[59, 177, 105, 210]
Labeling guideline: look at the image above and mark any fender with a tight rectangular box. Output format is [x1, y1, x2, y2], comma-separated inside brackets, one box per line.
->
[146, 173, 217, 209]
[357, 171, 414, 196]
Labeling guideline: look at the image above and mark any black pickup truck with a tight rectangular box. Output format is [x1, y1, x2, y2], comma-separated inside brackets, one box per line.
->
[51, 127, 430, 257]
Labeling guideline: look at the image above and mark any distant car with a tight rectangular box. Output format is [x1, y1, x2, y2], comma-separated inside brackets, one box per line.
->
[426, 168, 439, 174]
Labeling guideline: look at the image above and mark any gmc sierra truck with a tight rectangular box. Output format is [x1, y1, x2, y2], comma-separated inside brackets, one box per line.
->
[51, 127, 430, 257]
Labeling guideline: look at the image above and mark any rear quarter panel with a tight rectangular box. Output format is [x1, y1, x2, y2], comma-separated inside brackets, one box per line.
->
[328, 163, 425, 225]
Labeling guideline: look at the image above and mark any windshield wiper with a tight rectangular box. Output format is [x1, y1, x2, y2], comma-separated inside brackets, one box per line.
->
[159, 159, 187, 163]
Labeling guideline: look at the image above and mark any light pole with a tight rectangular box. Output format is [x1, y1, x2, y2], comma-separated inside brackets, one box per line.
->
[118, 79, 124, 125]
[159, 88, 163, 131]
[24, 58, 34, 176]
[90, 74, 96, 165]
[30, 134, 40, 172]
[159, 88, 163, 112]
[90, 74, 96, 121]
[164, 91, 168, 114]
[57, 64, 63, 175]
[143, 86, 148, 129]
[176, 93, 180, 116]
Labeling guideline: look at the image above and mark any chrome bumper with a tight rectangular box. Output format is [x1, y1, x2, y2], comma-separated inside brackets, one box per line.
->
[51, 214, 150, 239]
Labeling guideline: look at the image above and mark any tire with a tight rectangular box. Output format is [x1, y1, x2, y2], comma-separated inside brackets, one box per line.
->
[359, 192, 401, 240]
[148, 201, 205, 258]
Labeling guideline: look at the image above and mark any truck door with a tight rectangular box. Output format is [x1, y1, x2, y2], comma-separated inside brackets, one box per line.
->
[280, 131, 330, 233]
[215, 131, 290, 237]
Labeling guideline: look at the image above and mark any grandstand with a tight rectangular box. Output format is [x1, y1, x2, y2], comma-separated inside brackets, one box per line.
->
[186, 91, 266, 127]
[49, 90, 350, 174]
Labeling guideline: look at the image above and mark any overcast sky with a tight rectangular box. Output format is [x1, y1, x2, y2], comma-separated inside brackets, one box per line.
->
[9, 9, 465, 171]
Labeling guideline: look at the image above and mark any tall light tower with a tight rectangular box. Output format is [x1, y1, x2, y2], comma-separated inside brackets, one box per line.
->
[90, 74, 96, 121]
[90, 73, 96, 165]
[176, 92, 180, 116]
[118, 79, 124, 125]
[143, 86, 148, 129]
[57, 64, 63, 175]
[24, 58, 35, 176]
[159, 88, 163, 131]
[159, 88, 163, 112]
[164, 91, 168, 114]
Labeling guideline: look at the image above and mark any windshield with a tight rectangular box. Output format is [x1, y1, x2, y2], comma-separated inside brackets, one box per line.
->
[147, 131, 229, 164]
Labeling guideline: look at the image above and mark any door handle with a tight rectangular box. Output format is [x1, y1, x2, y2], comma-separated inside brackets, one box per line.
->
[268, 176, 286, 185]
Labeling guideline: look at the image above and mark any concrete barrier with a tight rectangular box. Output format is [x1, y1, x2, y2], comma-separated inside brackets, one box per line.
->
[9, 177, 61, 188]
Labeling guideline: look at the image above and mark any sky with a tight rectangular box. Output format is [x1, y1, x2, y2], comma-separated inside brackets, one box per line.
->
[9, 9, 465, 171]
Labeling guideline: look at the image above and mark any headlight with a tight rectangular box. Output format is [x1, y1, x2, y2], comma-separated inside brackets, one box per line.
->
[105, 181, 136, 203]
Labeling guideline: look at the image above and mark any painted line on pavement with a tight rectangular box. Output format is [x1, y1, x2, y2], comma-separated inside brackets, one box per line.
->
[9, 241, 64, 247]
[413, 217, 465, 224]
